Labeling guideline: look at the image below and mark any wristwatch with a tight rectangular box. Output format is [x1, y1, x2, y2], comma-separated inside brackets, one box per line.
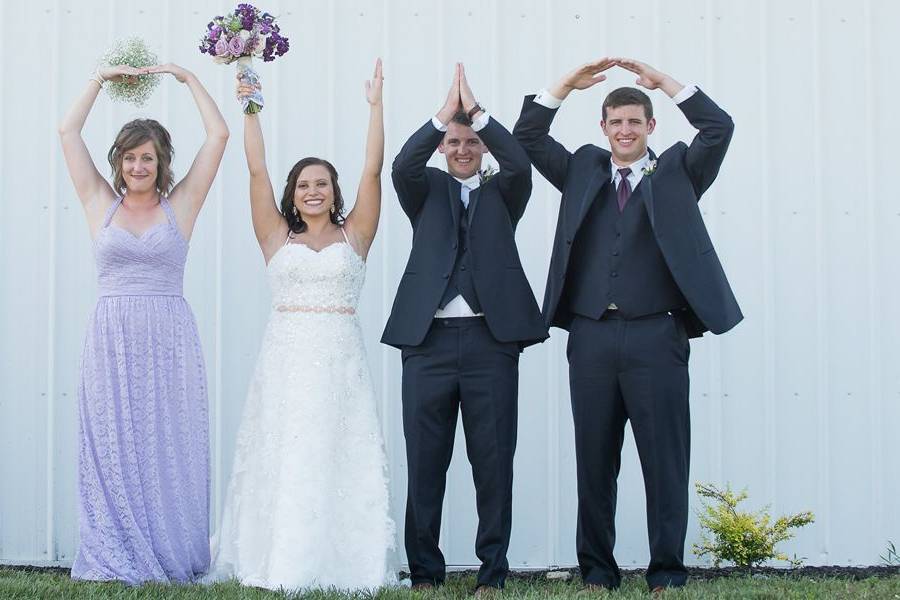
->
[466, 103, 484, 120]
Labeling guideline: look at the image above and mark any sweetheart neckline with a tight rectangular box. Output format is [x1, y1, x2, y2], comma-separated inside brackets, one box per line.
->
[266, 240, 364, 268]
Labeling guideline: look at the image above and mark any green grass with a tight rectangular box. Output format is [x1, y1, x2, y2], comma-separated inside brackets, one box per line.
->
[2, 568, 900, 599]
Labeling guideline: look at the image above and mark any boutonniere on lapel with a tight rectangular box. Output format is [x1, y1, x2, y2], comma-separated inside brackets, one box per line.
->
[641, 159, 658, 176]
[478, 165, 497, 185]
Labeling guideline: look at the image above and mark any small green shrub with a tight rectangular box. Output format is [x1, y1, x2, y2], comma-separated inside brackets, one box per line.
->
[692, 482, 815, 569]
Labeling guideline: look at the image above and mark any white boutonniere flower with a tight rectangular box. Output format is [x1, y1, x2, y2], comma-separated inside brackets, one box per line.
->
[641, 159, 658, 176]
[478, 165, 497, 184]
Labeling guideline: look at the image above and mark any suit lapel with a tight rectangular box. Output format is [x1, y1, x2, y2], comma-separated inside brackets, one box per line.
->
[637, 148, 658, 229]
[570, 157, 610, 236]
[446, 177, 462, 230]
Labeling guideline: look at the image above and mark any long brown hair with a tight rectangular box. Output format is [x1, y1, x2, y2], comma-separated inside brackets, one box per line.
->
[107, 119, 175, 195]
[280, 157, 345, 234]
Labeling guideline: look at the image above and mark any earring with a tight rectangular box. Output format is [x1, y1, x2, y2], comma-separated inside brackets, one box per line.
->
[292, 205, 298, 216]
[330, 204, 336, 215]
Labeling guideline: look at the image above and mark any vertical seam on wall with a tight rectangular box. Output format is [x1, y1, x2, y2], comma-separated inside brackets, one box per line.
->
[810, 0, 830, 562]
[161, 3, 170, 127]
[326, 1, 335, 158]
[46, 0, 60, 562]
[862, 0, 882, 558]
[760, 0, 777, 514]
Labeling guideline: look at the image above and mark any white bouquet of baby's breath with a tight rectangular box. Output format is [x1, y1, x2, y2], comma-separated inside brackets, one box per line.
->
[99, 37, 161, 106]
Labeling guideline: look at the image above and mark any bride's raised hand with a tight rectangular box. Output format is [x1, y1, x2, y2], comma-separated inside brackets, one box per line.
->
[365, 58, 383, 106]
[235, 73, 262, 105]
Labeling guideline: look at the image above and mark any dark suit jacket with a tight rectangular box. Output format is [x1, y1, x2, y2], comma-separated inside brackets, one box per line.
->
[381, 117, 549, 349]
[513, 89, 742, 337]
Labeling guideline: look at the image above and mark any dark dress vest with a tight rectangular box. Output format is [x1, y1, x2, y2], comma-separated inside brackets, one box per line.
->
[438, 204, 482, 313]
[564, 181, 686, 320]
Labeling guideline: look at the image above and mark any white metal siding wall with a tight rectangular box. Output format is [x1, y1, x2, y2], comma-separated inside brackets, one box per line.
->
[1, 0, 898, 568]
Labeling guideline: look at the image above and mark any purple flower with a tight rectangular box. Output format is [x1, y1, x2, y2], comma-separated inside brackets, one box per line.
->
[228, 35, 245, 56]
[215, 37, 229, 56]
[236, 3, 257, 30]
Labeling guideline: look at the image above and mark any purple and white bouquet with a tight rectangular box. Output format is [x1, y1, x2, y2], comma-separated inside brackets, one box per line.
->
[199, 4, 289, 113]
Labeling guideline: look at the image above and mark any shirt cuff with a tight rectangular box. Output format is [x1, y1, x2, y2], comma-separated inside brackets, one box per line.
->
[672, 84, 698, 104]
[431, 116, 448, 132]
[470, 110, 490, 132]
[533, 89, 563, 109]
[432, 111, 491, 132]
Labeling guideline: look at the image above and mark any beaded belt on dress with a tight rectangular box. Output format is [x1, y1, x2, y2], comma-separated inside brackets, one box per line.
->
[275, 305, 356, 315]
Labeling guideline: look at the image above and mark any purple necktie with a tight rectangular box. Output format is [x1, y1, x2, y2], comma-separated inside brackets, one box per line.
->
[616, 167, 632, 212]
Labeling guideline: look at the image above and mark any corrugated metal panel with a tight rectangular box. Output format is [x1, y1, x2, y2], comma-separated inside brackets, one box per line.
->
[1, 0, 898, 568]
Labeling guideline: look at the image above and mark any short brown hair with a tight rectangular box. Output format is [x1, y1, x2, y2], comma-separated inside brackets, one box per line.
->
[107, 119, 175, 195]
[451, 111, 473, 127]
[602, 87, 653, 121]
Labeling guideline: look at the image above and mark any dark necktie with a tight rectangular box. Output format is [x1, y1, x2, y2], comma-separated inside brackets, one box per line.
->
[616, 167, 632, 212]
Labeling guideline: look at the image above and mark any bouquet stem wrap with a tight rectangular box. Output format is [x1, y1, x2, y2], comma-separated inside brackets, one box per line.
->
[236, 56, 264, 114]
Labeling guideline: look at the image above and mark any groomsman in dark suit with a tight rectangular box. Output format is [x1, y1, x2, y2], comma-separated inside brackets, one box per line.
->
[514, 57, 741, 593]
[382, 64, 547, 593]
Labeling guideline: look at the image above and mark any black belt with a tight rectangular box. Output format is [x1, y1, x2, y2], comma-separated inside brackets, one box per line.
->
[433, 316, 486, 327]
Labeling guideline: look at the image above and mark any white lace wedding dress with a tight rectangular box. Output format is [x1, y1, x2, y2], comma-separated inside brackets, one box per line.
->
[207, 230, 397, 591]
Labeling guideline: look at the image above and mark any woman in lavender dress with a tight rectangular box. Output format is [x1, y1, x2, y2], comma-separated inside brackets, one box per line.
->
[58, 62, 228, 583]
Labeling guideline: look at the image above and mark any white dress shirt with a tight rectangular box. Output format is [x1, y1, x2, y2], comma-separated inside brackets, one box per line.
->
[611, 152, 651, 190]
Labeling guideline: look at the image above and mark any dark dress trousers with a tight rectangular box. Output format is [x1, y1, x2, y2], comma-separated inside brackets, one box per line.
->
[514, 89, 741, 589]
[382, 117, 548, 588]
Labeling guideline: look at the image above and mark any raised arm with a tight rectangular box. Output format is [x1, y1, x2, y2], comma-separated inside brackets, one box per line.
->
[236, 76, 286, 262]
[344, 58, 384, 259]
[58, 65, 146, 234]
[615, 57, 733, 197]
[391, 64, 461, 219]
[513, 59, 615, 192]
[150, 64, 229, 239]
[458, 64, 531, 223]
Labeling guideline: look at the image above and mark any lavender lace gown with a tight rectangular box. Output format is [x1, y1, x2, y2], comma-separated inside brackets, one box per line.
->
[71, 196, 209, 583]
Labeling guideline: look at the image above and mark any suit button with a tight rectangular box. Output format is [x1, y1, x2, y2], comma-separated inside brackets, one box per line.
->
[566, 238, 572, 245]
[461, 265, 467, 271]
[611, 271, 618, 278]
[443, 273, 450, 278]
[612, 250, 619, 256]
[452, 242, 458, 249]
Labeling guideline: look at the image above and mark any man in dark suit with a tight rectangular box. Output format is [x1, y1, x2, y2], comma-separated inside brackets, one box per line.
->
[382, 63, 547, 593]
[513, 57, 742, 593]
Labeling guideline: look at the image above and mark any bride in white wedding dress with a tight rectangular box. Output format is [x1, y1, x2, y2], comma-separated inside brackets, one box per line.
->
[208, 59, 396, 591]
